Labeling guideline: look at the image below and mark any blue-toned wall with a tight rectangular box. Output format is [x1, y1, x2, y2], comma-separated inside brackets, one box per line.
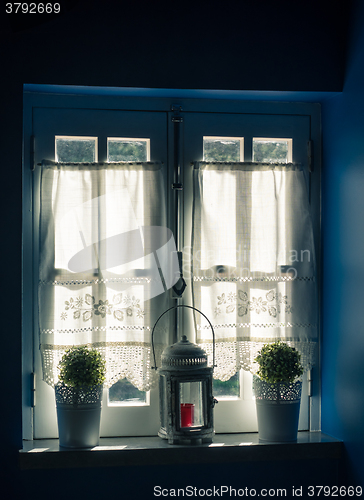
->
[321, 0, 364, 485]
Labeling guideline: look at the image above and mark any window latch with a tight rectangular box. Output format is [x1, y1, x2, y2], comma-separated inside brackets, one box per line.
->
[307, 369, 312, 397]
[31, 372, 36, 407]
[307, 140, 313, 173]
[171, 105, 183, 123]
[30, 135, 35, 171]
[171, 251, 187, 298]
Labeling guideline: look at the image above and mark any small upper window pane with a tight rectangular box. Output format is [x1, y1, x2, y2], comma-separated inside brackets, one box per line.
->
[108, 378, 148, 406]
[55, 136, 97, 162]
[252, 138, 292, 163]
[203, 136, 244, 162]
[213, 372, 240, 400]
[107, 138, 150, 162]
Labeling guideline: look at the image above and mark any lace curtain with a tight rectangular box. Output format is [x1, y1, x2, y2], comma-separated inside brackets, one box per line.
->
[38, 161, 173, 390]
[191, 162, 318, 381]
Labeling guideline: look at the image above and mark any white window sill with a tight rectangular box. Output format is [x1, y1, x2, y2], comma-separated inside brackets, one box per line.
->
[19, 432, 343, 470]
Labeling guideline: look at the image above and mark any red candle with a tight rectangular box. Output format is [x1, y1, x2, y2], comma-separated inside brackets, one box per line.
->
[180, 403, 194, 427]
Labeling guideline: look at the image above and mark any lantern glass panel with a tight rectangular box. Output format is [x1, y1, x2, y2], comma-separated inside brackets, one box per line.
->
[159, 375, 167, 430]
[179, 381, 204, 428]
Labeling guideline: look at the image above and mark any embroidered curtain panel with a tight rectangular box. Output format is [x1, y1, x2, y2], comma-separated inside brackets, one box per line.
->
[191, 162, 318, 381]
[38, 161, 172, 390]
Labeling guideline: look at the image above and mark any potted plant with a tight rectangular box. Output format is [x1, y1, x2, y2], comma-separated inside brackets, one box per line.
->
[253, 340, 303, 442]
[55, 345, 106, 448]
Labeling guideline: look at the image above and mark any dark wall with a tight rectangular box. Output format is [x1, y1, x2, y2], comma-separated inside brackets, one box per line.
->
[0, 0, 350, 91]
[321, 0, 364, 486]
[0, 0, 356, 497]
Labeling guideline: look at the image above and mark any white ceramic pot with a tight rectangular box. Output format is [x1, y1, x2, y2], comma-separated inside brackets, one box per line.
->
[253, 376, 302, 442]
[55, 384, 103, 448]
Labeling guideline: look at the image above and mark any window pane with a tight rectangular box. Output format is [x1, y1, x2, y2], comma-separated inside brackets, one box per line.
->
[203, 137, 243, 162]
[213, 372, 240, 399]
[203, 137, 243, 399]
[55, 136, 97, 162]
[108, 378, 147, 405]
[252, 138, 292, 163]
[106, 137, 150, 406]
[108, 138, 149, 162]
[180, 381, 204, 427]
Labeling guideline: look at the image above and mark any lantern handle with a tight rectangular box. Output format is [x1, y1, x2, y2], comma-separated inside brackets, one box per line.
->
[151, 304, 216, 370]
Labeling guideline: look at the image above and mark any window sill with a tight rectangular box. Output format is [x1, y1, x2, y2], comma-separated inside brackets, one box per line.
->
[19, 432, 343, 470]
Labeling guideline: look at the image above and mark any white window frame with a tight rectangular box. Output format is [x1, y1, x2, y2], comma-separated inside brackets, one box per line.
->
[22, 85, 321, 441]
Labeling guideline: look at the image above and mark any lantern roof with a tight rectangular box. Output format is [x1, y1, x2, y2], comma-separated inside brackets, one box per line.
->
[161, 335, 208, 369]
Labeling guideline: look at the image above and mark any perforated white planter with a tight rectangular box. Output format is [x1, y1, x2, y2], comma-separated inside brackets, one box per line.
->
[253, 376, 302, 442]
[55, 384, 103, 448]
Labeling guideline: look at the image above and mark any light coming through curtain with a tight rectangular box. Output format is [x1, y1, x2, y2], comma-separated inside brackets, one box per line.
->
[191, 162, 318, 381]
[38, 161, 175, 390]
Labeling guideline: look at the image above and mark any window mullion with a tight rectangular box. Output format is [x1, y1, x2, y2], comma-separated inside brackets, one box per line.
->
[171, 106, 185, 343]
[244, 133, 253, 162]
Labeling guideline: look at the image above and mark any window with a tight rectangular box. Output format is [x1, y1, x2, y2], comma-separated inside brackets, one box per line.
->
[22, 88, 321, 439]
[202, 135, 293, 402]
[107, 137, 150, 162]
[203, 136, 244, 162]
[55, 136, 98, 162]
[252, 138, 292, 163]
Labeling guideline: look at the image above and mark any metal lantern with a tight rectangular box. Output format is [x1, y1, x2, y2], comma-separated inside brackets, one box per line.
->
[151, 305, 217, 445]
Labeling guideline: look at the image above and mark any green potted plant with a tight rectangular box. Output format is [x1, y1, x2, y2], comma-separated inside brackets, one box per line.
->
[253, 341, 303, 442]
[55, 345, 106, 448]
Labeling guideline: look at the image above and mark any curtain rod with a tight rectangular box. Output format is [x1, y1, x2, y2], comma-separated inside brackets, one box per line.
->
[37, 160, 163, 166]
[192, 161, 301, 170]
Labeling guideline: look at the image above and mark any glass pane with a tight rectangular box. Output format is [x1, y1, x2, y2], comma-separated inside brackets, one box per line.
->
[108, 378, 147, 405]
[55, 136, 97, 162]
[213, 372, 240, 399]
[105, 138, 149, 406]
[159, 375, 167, 429]
[108, 138, 149, 162]
[179, 381, 204, 427]
[203, 137, 243, 162]
[252, 138, 292, 163]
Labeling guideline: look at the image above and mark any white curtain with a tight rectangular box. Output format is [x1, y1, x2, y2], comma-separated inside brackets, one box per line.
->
[39, 161, 175, 390]
[191, 162, 318, 381]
